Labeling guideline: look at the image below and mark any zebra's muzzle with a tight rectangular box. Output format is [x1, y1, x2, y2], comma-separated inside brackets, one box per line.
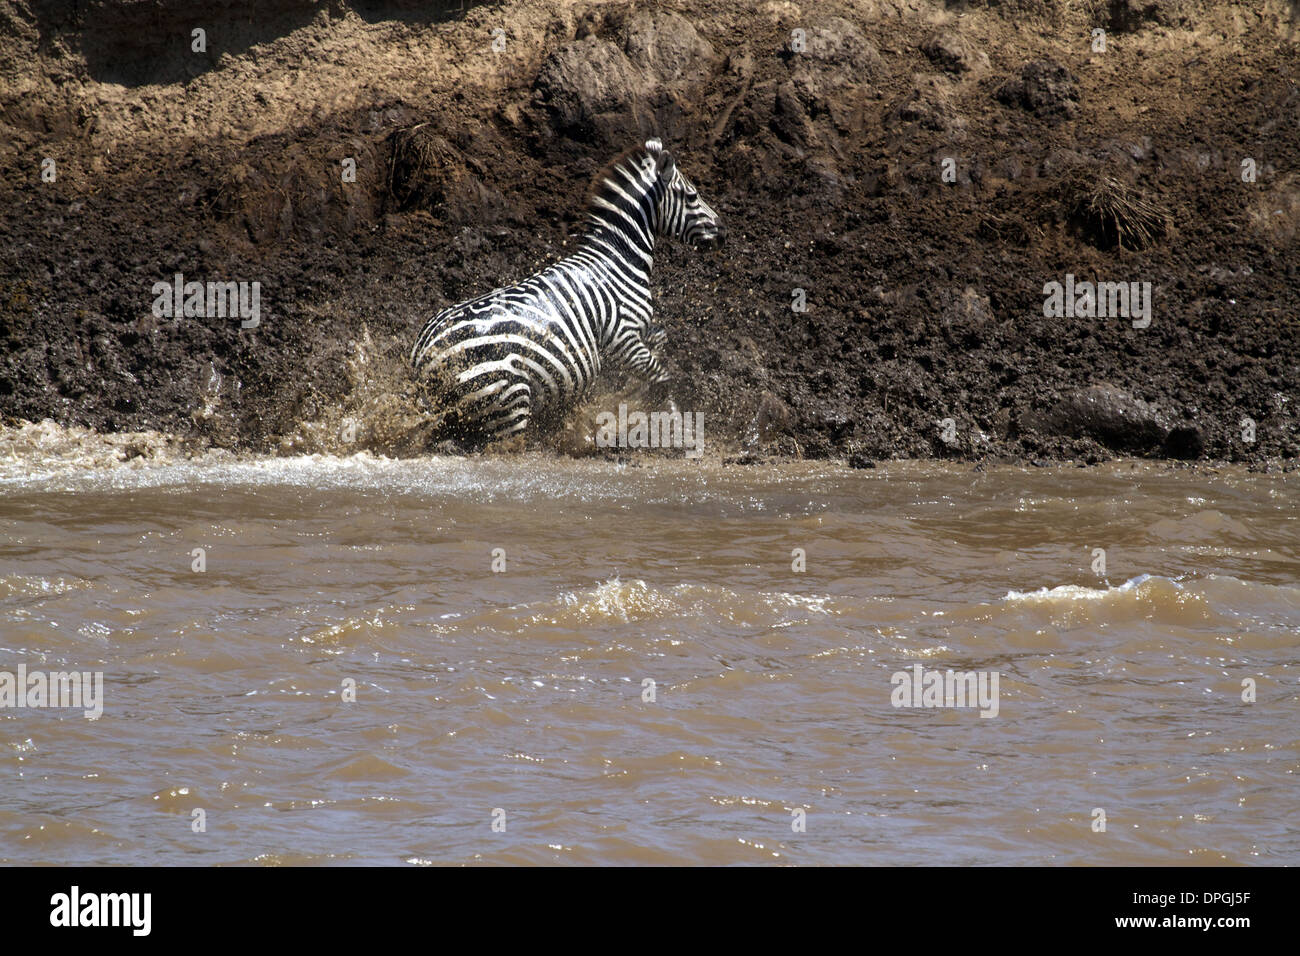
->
[695, 226, 726, 250]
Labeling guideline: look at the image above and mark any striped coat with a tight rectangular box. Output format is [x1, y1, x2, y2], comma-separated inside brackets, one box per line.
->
[410, 138, 724, 441]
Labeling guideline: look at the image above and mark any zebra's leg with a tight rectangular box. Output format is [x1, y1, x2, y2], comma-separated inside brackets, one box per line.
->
[624, 340, 671, 405]
[438, 376, 521, 443]
[481, 379, 533, 441]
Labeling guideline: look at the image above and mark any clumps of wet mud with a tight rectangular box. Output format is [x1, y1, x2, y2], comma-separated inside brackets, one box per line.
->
[995, 59, 1080, 120]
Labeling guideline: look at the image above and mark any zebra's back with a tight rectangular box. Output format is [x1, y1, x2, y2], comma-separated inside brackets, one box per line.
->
[411, 256, 616, 438]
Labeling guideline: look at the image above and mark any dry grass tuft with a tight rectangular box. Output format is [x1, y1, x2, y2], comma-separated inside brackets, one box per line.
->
[386, 123, 461, 211]
[1062, 170, 1170, 251]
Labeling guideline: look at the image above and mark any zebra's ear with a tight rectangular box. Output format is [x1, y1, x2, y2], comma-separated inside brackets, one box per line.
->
[645, 138, 674, 182]
[653, 148, 676, 184]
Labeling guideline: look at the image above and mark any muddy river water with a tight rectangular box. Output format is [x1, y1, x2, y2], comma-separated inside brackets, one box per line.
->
[1, 449, 1296, 865]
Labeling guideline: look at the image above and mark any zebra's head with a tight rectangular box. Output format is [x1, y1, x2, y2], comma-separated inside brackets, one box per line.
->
[644, 139, 726, 250]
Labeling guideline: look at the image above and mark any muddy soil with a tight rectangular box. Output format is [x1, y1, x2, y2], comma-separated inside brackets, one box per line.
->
[1, 0, 1298, 464]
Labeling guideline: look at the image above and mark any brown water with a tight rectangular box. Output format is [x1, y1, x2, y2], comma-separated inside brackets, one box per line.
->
[1, 441, 1297, 865]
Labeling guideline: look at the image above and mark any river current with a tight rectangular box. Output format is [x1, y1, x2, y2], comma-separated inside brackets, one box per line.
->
[1, 432, 1296, 864]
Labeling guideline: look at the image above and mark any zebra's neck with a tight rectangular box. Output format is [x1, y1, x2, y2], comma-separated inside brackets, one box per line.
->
[578, 155, 660, 289]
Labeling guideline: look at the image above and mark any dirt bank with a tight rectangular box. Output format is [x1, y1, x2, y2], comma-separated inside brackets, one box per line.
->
[1, 0, 1298, 464]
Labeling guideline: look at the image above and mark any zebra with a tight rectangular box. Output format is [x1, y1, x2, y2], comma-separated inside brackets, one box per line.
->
[409, 138, 724, 443]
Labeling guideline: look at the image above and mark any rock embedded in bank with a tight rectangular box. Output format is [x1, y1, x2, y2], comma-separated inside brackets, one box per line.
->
[1020, 384, 1203, 458]
[533, 12, 716, 145]
[920, 31, 989, 75]
[533, 36, 646, 142]
[622, 10, 716, 84]
[995, 59, 1080, 120]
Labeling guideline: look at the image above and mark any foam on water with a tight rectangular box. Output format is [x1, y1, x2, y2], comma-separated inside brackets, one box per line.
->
[999, 572, 1300, 633]
[1004, 573, 1169, 603]
[999, 574, 1228, 628]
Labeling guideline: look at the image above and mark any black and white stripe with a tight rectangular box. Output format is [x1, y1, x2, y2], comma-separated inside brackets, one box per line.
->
[410, 138, 724, 442]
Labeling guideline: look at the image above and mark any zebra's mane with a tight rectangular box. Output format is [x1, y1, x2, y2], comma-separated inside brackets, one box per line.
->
[581, 143, 658, 226]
